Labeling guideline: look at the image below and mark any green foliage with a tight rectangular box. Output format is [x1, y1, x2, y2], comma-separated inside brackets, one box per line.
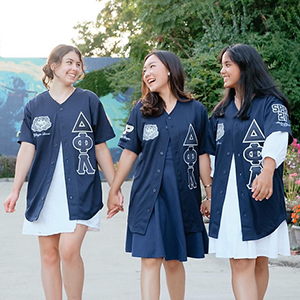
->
[74, 68, 113, 97]
[73, 0, 300, 138]
[183, 52, 223, 114]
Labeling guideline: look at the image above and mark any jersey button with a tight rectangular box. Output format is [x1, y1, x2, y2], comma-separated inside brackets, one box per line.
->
[160, 151, 164, 155]
[157, 169, 161, 173]
[153, 188, 156, 193]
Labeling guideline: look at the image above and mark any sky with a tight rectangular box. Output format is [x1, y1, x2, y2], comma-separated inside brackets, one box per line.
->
[0, 0, 105, 58]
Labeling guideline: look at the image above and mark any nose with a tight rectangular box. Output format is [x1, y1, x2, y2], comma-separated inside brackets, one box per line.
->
[220, 66, 225, 75]
[144, 69, 150, 78]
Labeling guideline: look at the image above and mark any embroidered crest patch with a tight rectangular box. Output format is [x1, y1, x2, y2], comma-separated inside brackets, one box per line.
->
[31, 116, 52, 132]
[143, 124, 159, 141]
[216, 123, 224, 141]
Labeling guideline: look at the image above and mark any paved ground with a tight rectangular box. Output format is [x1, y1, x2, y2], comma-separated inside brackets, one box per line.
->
[1, 179, 299, 300]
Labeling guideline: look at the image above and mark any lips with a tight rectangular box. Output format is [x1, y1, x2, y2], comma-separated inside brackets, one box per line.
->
[147, 78, 155, 84]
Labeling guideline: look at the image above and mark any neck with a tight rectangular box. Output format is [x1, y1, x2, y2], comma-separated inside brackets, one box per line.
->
[49, 84, 75, 104]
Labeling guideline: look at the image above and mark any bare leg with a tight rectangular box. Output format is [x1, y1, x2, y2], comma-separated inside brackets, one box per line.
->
[59, 224, 88, 300]
[38, 234, 62, 300]
[255, 257, 269, 300]
[141, 258, 163, 300]
[230, 258, 258, 300]
[163, 259, 185, 300]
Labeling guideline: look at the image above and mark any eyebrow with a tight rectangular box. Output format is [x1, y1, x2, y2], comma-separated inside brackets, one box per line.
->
[144, 60, 158, 68]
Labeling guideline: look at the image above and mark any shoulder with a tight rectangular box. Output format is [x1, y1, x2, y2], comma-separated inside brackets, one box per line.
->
[180, 98, 207, 111]
[25, 91, 49, 108]
[75, 88, 99, 100]
[254, 94, 284, 106]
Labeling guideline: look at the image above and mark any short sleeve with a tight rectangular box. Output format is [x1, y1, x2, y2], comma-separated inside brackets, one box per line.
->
[18, 102, 34, 145]
[118, 104, 142, 155]
[264, 97, 293, 143]
[91, 94, 115, 144]
[206, 115, 217, 156]
[197, 105, 211, 155]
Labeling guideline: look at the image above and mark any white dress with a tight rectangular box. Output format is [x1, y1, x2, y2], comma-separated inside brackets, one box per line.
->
[209, 132, 290, 258]
[22, 145, 101, 236]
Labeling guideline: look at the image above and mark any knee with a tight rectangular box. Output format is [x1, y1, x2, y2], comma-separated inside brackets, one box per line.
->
[59, 244, 80, 264]
[41, 247, 60, 267]
[255, 257, 268, 274]
[141, 258, 163, 270]
[230, 259, 255, 274]
[163, 260, 183, 273]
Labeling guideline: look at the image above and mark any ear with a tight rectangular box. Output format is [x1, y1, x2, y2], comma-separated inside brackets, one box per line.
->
[50, 62, 57, 71]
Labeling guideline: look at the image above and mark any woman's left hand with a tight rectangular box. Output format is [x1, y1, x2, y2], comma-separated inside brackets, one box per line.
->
[252, 157, 276, 201]
[200, 198, 211, 218]
[251, 169, 273, 201]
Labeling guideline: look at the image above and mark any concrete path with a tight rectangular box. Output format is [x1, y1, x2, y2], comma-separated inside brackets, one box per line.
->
[0, 180, 299, 300]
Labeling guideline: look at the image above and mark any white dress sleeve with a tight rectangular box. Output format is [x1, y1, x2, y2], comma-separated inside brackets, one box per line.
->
[210, 155, 215, 178]
[261, 131, 289, 168]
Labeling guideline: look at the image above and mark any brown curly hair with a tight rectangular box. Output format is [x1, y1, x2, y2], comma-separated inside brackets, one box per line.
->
[42, 44, 85, 90]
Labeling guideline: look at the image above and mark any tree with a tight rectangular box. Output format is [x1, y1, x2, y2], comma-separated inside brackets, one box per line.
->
[74, 0, 300, 137]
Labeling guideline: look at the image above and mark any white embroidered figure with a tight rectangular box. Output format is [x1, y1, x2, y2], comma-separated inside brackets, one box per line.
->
[72, 112, 95, 175]
[242, 119, 265, 189]
[31, 116, 52, 132]
[183, 124, 198, 190]
[143, 124, 159, 141]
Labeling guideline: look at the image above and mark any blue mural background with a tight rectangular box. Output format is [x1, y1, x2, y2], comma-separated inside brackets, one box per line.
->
[0, 57, 130, 166]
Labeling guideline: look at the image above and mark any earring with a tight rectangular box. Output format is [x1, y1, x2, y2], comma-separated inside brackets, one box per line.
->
[168, 72, 170, 76]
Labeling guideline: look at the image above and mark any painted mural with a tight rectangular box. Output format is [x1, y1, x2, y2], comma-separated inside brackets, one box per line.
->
[0, 57, 130, 166]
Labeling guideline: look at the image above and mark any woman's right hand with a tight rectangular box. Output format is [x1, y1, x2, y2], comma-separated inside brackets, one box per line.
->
[4, 192, 19, 213]
[107, 189, 124, 219]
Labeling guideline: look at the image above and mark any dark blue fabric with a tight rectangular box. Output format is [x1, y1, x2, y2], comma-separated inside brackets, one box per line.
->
[18, 88, 115, 221]
[119, 100, 210, 235]
[207, 95, 293, 241]
[126, 142, 208, 261]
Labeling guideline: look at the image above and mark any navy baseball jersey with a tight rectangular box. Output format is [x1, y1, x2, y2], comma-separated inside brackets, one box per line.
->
[207, 95, 293, 241]
[119, 99, 210, 235]
[19, 88, 115, 221]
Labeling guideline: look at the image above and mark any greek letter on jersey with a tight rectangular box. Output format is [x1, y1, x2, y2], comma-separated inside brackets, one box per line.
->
[183, 124, 198, 190]
[72, 112, 95, 175]
[243, 119, 265, 189]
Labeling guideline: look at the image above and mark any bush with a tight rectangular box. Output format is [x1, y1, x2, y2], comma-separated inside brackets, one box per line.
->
[0, 155, 16, 178]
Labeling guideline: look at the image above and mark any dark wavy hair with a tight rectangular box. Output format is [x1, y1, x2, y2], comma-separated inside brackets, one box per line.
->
[213, 43, 290, 119]
[139, 50, 192, 117]
[42, 44, 85, 90]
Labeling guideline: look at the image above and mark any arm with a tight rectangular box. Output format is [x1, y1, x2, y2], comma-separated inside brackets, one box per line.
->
[252, 132, 288, 201]
[95, 142, 115, 186]
[4, 142, 35, 213]
[107, 149, 137, 219]
[199, 153, 212, 218]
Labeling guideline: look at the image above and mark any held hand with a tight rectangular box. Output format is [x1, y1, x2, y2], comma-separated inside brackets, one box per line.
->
[251, 171, 273, 201]
[4, 192, 19, 213]
[200, 198, 211, 218]
[107, 189, 124, 219]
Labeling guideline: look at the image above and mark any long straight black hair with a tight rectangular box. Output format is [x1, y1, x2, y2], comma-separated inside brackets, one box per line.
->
[213, 44, 290, 119]
[139, 50, 192, 117]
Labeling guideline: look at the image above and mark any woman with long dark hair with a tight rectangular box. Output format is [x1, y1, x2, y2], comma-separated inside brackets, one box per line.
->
[208, 44, 293, 300]
[107, 50, 212, 300]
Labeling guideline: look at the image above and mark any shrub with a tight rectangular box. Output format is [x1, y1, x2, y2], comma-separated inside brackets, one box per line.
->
[0, 155, 16, 178]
